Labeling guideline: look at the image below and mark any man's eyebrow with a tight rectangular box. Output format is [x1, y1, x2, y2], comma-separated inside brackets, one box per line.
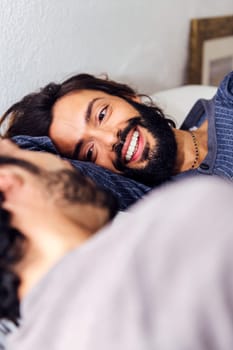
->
[72, 97, 103, 159]
[85, 97, 103, 123]
[0, 156, 41, 175]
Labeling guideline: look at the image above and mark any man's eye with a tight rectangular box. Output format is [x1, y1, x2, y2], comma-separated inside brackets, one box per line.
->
[86, 146, 94, 162]
[98, 106, 107, 122]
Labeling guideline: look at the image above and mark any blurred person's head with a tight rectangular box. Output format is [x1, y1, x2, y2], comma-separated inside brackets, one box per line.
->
[0, 140, 117, 325]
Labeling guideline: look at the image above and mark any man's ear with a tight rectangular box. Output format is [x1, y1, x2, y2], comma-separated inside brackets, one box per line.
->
[131, 95, 141, 103]
[0, 169, 24, 199]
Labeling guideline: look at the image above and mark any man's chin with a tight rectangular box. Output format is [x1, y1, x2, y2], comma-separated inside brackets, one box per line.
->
[118, 160, 174, 187]
[124, 160, 150, 172]
[114, 150, 151, 174]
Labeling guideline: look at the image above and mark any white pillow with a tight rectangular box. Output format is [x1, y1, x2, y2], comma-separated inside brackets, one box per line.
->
[151, 85, 217, 127]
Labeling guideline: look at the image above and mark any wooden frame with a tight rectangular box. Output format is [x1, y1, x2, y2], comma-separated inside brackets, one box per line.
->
[187, 15, 233, 85]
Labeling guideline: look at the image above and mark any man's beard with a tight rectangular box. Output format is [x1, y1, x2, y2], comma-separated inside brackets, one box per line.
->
[113, 100, 177, 187]
[43, 168, 118, 220]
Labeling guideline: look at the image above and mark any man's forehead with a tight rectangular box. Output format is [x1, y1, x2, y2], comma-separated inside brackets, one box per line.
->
[54, 89, 121, 110]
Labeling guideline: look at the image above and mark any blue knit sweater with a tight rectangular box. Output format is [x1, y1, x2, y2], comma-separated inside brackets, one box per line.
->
[178, 71, 233, 181]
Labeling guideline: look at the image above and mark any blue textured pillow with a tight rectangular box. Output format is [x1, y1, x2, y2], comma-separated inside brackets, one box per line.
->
[12, 135, 151, 210]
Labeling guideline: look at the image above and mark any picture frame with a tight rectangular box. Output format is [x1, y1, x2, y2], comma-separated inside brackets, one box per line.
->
[187, 15, 233, 85]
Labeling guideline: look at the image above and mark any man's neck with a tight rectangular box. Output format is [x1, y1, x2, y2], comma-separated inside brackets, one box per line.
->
[173, 120, 208, 173]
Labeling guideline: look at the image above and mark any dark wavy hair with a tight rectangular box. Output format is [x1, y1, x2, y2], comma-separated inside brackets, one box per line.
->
[0, 158, 43, 326]
[1, 73, 175, 138]
[0, 195, 25, 325]
[0, 157, 50, 326]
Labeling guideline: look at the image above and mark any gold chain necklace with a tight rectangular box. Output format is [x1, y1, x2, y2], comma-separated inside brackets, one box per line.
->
[189, 131, 199, 169]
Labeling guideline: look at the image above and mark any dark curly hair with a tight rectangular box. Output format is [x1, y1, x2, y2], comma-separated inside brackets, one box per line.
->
[1, 73, 175, 138]
[0, 194, 25, 325]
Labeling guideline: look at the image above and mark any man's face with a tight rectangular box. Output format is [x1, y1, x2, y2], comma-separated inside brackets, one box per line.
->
[50, 90, 177, 186]
[0, 140, 116, 233]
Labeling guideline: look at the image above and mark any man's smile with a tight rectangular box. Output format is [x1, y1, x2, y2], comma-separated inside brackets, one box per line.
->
[121, 127, 145, 164]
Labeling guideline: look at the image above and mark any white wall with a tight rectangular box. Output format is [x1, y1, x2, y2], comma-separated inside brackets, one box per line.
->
[0, 0, 232, 116]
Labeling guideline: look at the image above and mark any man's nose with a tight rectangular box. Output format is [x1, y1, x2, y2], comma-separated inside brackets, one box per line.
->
[92, 128, 119, 150]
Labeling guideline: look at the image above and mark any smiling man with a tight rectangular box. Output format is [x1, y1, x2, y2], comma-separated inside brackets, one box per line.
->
[50, 90, 177, 186]
[1, 71, 233, 186]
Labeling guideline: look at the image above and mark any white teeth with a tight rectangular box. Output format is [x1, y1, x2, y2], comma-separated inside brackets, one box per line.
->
[125, 130, 139, 162]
